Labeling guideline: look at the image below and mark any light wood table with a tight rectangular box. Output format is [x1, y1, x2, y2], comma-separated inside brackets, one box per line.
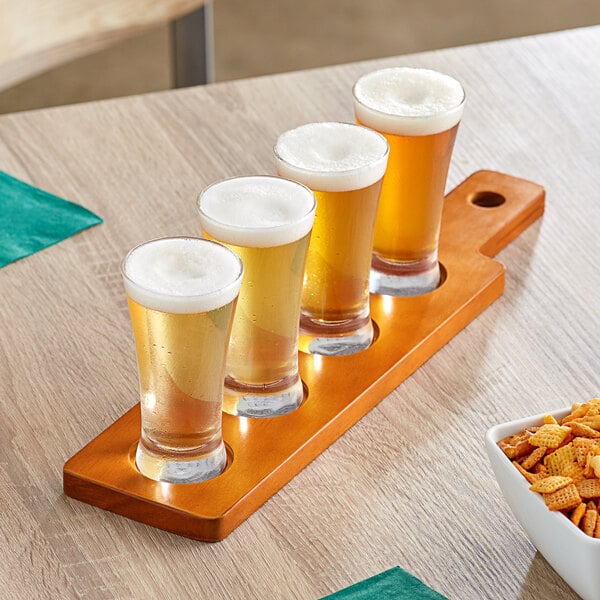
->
[1, 25, 599, 600]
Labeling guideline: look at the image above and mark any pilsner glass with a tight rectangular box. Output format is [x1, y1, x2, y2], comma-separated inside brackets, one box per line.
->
[353, 67, 465, 296]
[198, 176, 316, 417]
[122, 236, 243, 484]
[274, 122, 389, 356]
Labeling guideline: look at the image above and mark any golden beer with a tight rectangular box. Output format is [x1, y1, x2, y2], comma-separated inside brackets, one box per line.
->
[274, 122, 389, 356]
[302, 182, 381, 322]
[198, 176, 316, 417]
[122, 237, 242, 483]
[353, 67, 465, 296]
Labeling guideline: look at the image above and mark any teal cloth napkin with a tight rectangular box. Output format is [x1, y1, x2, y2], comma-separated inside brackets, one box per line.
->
[321, 567, 448, 599]
[0, 170, 103, 268]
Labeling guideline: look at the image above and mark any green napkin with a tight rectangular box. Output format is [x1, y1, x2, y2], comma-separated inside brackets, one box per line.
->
[321, 567, 448, 599]
[0, 170, 103, 268]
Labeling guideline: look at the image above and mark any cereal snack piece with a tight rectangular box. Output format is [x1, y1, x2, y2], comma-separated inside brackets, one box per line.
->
[573, 437, 600, 467]
[584, 449, 600, 478]
[571, 502, 587, 527]
[561, 462, 586, 483]
[512, 461, 541, 484]
[521, 446, 547, 470]
[570, 422, 600, 439]
[591, 455, 600, 478]
[543, 414, 558, 425]
[543, 483, 582, 511]
[561, 402, 587, 423]
[585, 398, 600, 416]
[582, 502, 598, 536]
[530, 476, 572, 494]
[560, 399, 600, 423]
[529, 424, 572, 448]
[544, 443, 577, 476]
[498, 430, 534, 459]
[575, 478, 600, 499]
[573, 415, 600, 431]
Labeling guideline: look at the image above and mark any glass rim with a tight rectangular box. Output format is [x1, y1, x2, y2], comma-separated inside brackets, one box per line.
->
[121, 235, 244, 305]
[352, 66, 466, 122]
[272, 121, 390, 178]
[197, 174, 317, 244]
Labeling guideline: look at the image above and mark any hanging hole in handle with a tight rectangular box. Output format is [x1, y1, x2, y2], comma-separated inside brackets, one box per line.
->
[469, 191, 506, 208]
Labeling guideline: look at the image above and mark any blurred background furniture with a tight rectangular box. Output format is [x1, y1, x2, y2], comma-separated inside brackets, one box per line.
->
[213, 0, 600, 82]
[0, 0, 213, 109]
[0, 0, 599, 113]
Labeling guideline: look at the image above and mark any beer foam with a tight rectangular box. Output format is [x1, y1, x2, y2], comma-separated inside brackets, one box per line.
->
[353, 67, 465, 136]
[123, 237, 242, 313]
[273, 122, 389, 192]
[198, 176, 316, 247]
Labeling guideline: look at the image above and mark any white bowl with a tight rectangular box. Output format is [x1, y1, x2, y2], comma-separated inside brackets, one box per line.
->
[485, 407, 600, 600]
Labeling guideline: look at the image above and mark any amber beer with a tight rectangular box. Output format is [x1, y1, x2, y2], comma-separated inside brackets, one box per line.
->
[198, 176, 316, 417]
[122, 237, 242, 483]
[353, 67, 465, 295]
[274, 122, 389, 356]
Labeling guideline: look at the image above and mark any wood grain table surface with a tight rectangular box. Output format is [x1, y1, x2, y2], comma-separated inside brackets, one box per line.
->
[1, 25, 599, 600]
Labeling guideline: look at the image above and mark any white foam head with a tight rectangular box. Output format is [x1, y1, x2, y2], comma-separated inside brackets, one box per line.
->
[273, 122, 389, 193]
[198, 176, 316, 248]
[122, 237, 243, 313]
[353, 67, 465, 136]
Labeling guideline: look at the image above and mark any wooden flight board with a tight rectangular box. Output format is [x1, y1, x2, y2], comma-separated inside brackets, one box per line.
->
[63, 170, 545, 542]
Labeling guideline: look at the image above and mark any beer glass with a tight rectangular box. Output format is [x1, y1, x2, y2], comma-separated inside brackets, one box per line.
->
[198, 176, 316, 417]
[352, 67, 465, 296]
[274, 122, 389, 356]
[122, 236, 243, 483]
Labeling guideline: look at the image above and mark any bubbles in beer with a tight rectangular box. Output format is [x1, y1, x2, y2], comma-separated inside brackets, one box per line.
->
[199, 176, 316, 248]
[123, 237, 243, 314]
[353, 67, 465, 136]
[273, 122, 389, 192]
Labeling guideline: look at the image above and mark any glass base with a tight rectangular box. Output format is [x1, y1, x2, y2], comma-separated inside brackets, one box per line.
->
[135, 440, 227, 484]
[223, 376, 304, 418]
[299, 317, 374, 356]
[370, 256, 440, 297]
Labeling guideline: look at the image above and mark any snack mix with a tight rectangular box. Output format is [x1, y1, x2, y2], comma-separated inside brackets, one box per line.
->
[498, 398, 600, 538]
